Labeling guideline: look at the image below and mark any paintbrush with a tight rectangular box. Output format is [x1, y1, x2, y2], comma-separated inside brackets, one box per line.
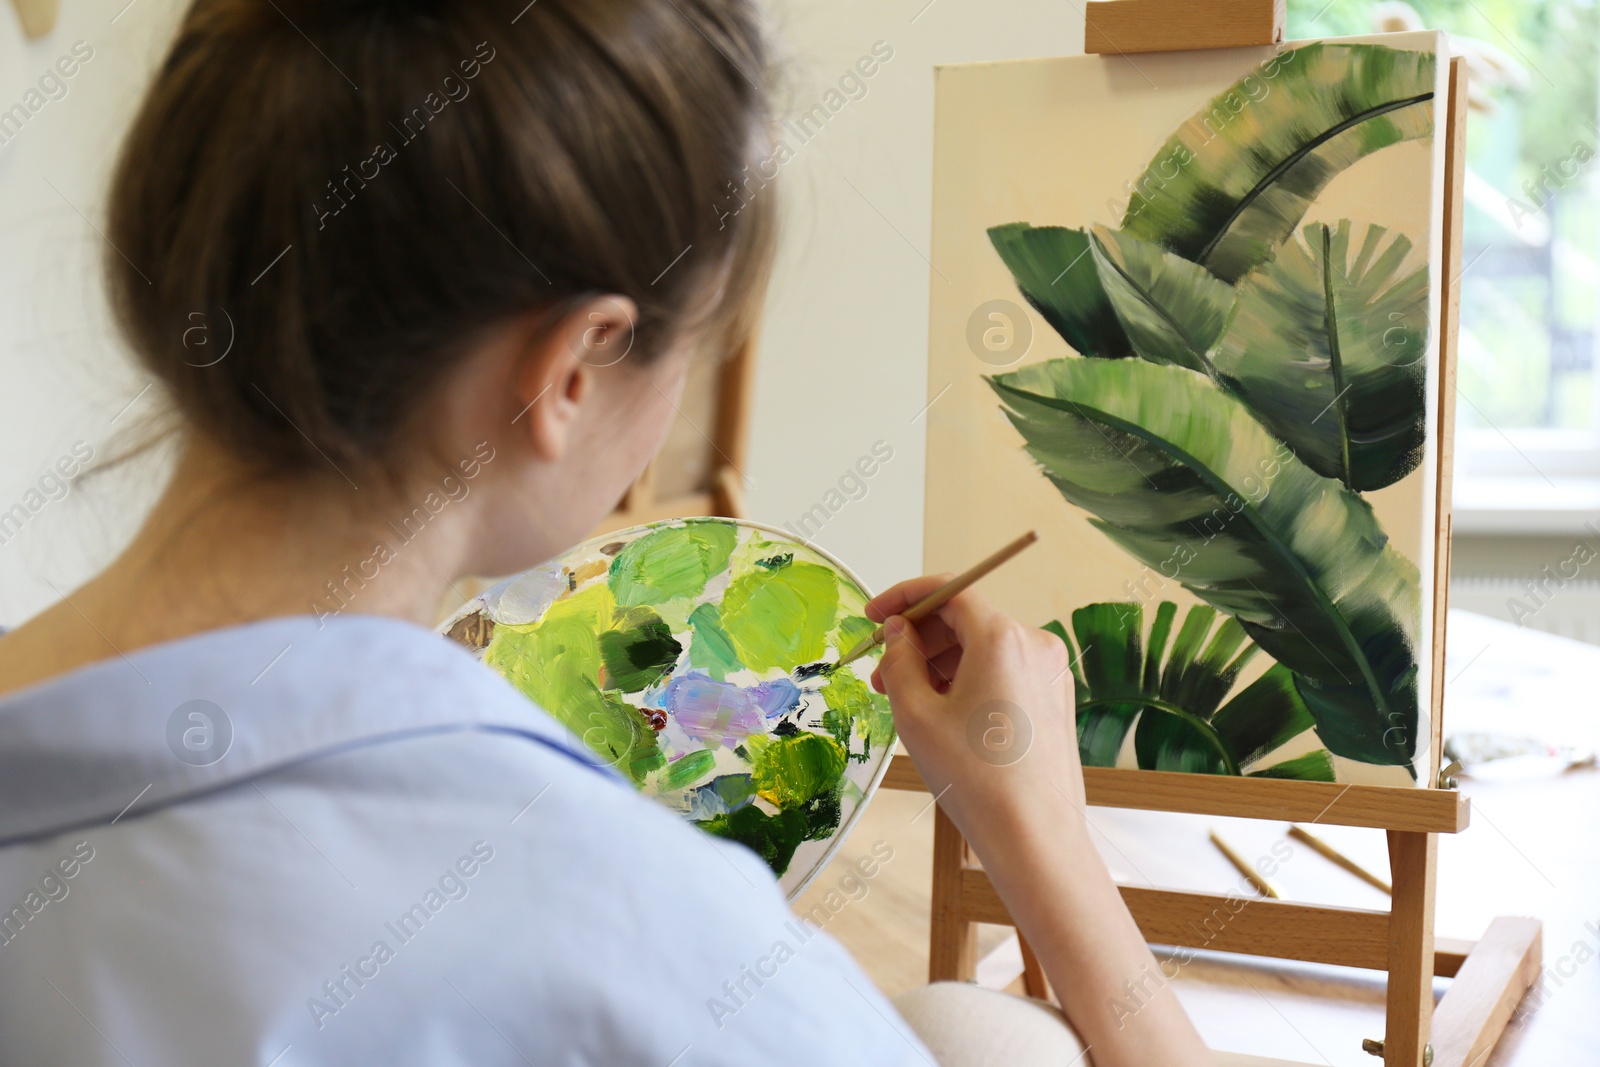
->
[832, 530, 1039, 671]
[1288, 824, 1392, 895]
[1209, 828, 1284, 899]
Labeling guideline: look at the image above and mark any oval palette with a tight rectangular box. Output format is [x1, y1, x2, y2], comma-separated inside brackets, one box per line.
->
[442, 518, 896, 901]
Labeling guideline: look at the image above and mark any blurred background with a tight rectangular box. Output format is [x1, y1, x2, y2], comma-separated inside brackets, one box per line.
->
[0, 0, 1595, 643]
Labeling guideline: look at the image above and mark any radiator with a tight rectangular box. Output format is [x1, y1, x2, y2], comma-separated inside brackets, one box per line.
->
[1450, 576, 1600, 646]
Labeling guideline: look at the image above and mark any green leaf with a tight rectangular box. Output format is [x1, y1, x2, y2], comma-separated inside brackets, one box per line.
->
[1247, 750, 1338, 782]
[1057, 601, 1325, 776]
[988, 223, 1134, 358]
[991, 358, 1420, 771]
[1060, 603, 1145, 766]
[1214, 221, 1429, 491]
[1211, 661, 1318, 768]
[1122, 42, 1436, 283]
[1089, 227, 1235, 375]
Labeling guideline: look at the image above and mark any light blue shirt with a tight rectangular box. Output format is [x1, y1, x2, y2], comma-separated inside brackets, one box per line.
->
[0, 615, 931, 1066]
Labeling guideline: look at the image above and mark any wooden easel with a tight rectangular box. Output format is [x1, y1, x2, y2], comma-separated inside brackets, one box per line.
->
[886, 3, 1542, 1065]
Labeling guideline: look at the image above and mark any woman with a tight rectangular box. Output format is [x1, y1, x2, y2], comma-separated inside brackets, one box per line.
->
[0, 1, 1205, 1063]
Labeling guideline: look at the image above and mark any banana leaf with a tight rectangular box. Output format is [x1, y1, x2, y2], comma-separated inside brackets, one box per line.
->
[1121, 42, 1437, 283]
[1045, 602, 1334, 778]
[1089, 226, 1234, 376]
[988, 223, 1134, 359]
[1214, 220, 1429, 491]
[991, 357, 1420, 772]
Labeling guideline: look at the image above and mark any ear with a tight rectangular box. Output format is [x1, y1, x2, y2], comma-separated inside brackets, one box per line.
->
[512, 295, 638, 461]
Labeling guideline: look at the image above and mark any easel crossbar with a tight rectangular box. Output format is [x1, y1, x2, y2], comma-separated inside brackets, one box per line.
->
[882, 754, 1469, 833]
[954, 867, 1489, 975]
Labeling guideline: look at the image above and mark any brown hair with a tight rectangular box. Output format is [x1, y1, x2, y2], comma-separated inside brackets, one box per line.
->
[105, 0, 774, 479]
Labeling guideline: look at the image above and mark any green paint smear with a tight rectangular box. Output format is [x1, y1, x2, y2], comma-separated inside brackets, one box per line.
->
[696, 790, 842, 876]
[483, 582, 663, 785]
[720, 560, 839, 672]
[686, 602, 741, 682]
[583, 684, 667, 784]
[608, 520, 737, 608]
[833, 615, 876, 655]
[484, 582, 613, 711]
[746, 732, 847, 809]
[660, 748, 717, 791]
[820, 670, 896, 764]
[700, 773, 757, 812]
[597, 607, 682, 692]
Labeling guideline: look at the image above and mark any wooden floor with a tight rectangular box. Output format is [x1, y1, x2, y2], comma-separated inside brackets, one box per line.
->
[794, 763, 1597, 1065]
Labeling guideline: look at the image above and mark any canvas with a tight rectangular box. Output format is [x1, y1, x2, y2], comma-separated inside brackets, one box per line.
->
[926, 33, 1450, 787]
[443, 518, 896, 899]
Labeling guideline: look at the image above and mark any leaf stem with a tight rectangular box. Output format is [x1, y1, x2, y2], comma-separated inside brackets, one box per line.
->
[1320, 224, 1355, 490]
[1079, 696, 1242, 775]
[1195, 92, 1434, 270]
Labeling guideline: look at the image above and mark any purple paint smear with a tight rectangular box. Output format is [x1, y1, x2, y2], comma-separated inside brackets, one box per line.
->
[661, 672, 802, 747]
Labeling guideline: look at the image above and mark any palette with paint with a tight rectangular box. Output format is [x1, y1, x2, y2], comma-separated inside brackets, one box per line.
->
[442, 518, 897, 900]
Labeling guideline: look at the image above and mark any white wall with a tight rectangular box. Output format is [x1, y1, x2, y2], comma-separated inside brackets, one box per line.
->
[0, 0, 1081, 623]
[747, 1, 1081, 593]
[0, 0, 190, 624]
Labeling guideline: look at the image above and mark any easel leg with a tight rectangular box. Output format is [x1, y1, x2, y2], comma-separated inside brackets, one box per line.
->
[1430, 917, 1542, 1067]
[1385, 830, 1438, 1066]
[929, 805, 977, 982]
[1019, 933, 1054, 1003]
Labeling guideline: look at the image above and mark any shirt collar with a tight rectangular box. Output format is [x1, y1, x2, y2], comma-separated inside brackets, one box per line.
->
[0, 613, 607, 846]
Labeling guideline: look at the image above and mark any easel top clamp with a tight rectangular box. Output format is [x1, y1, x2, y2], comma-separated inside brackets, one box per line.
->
[888, 4, 1544, 1067]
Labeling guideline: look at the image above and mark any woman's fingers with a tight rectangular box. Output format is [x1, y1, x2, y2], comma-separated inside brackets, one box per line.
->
[865, 574, 955, 623]
[875, 615, 940, 709]
[926, 645, 963, 692]
[869, 613, 957, 692]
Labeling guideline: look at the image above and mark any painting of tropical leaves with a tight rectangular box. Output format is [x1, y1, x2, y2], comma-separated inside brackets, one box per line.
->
[1088, 226, 1235, 375]
[987, 224, 1134, 359]
[1044, 601, 1335, 780]
[989, 357, 1421, 773]
[1213, 220, 1429, 491]
[1121, 42, 1436, 283]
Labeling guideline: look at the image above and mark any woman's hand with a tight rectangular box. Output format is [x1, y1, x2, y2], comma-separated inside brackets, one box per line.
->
[865, 576, 1086, 840]
[865, 576, 1209, 1066]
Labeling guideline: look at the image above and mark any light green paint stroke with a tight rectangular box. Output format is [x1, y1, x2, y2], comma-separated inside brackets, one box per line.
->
[580, 683, 666, 785]
[686, 602, 741, 682]
[820, 669, 895, 763]
[745, 732, 847, 809]
[484, 582, 613, 712]
[720, 559, 840, 673]
[608, 520, 737, 608]
[483, 583, 663, 785]
[833, 615, 876, 655]
[660, 749, 717, 791]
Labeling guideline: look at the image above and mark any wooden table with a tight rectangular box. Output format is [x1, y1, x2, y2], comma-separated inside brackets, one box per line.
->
[794, 611, 1598, 1064]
